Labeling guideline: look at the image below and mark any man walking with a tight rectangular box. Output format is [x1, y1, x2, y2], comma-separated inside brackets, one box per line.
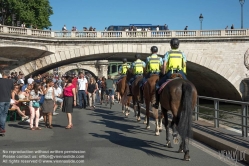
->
[0, 70, 14, 133]
[78, 72, 88, 109]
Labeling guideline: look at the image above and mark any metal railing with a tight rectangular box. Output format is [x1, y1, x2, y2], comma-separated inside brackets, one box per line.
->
[195, 96, 248, 137]
[0, 25, 248, 39]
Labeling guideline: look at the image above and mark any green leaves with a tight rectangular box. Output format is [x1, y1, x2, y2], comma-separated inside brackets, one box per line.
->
[0, 0, 53, 29]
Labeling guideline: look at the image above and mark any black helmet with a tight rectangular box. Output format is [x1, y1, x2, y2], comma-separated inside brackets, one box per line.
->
[150, 46, 158, 53]
[122, 58, 127, 63]
[170, 38, 180, 49]
[135, 54, 141, 59]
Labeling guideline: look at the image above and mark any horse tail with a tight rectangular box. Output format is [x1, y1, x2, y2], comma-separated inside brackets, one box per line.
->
[178, 82, 193, 143]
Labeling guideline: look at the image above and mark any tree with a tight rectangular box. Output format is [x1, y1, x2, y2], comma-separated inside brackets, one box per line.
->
[0, 0, 53, 29]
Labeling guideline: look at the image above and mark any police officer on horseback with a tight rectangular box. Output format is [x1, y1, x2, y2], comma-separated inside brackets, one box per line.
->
[138, 46, 163, 103]
[116, 58, 130, 87]
[127, 54, 146, 96]
[153, 38, 187, 109]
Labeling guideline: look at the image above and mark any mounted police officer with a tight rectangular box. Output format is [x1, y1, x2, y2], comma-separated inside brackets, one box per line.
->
[153, 38, 187, 109]
[116, 58, 130, 85]
[127, 54, 146, 96]
[138, 46, 163, 103]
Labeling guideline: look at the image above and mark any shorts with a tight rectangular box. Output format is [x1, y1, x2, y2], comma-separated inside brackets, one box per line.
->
[106, 89, 114, 96]
[55, 97, 63, 103]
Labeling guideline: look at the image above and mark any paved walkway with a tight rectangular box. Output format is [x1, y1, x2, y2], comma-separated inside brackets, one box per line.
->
[0, 102, 244, 166]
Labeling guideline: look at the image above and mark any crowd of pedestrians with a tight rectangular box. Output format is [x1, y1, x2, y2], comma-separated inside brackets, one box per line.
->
[0, 70, 115, 134]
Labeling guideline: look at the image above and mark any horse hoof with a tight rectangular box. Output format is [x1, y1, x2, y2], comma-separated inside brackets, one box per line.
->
[166, 141, 173, 148]
[122, 110, 125, 114]
[146, 126, 150, 129]
[159, 128, 162, 132]
[173, 137, 179, 144]
[178, 149, 184, 153]
[137, 117, 141, 121]
[155, 132, 160, 136]
[184, 151, 190, 161]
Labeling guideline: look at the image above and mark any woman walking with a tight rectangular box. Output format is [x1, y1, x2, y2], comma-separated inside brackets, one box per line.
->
[42, 79, 55, 129]
[87, 77, 98, 109]
[62, 76, 76, 129]
[29, 83, 42, 130]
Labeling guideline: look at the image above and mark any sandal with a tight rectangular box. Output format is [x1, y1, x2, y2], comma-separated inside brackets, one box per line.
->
[48, 125, 53, 129]
[35, 127, 42, 130]
[30, 127, 35, 130]
[65, 124, 73, 129]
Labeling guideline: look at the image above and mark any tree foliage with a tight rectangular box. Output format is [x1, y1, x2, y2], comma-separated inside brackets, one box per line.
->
[0, 0, 53, 29]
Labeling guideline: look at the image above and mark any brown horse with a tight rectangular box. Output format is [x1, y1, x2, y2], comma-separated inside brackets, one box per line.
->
[153, 74, 197, 161]
[117, 75, 131, 116]
[143, 73, 164, 135]
[126, 68, 143, 121]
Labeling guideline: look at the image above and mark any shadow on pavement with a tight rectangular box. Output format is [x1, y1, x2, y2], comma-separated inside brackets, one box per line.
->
[89, 108, 184, 160]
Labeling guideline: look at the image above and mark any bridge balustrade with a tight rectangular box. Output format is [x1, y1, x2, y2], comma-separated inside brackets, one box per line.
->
[8, 26, 27, 35]
[200, 30, 221, 36]
[0, 25, 248, 38]
[101, 31, 122, 38]
[54, 31, 71, 37]
[31, 29, 51, 37]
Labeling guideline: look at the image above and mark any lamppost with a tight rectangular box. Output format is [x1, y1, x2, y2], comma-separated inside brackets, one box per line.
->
[239, 0, 245, 29]
[199, 14, 204, 30]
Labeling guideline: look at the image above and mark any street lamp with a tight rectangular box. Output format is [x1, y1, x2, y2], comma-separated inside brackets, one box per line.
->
[239, 0, 245, 29]
[199, 14, 204, 30]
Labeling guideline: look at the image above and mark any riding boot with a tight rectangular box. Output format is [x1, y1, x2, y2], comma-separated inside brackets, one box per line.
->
[127, 85, 133, 96]
[138, 87, 144, 104]
[152, 88, 160, 109]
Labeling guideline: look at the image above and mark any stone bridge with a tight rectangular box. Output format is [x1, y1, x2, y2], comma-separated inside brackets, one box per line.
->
[0, 25, 249, 101]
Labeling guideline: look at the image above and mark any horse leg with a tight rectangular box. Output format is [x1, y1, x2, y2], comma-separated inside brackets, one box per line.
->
[178, 142, 184, 153]
[145, 100, 150, 129]
[161, 107, 172, 148]
[122, 104, 125, 113]
[125, 104, 129, 117]
[152, 104, 159, 136]
[133, 97, 137, 117]
[159, 110, 164, 132]
[137, 101, 141, 121]
[183, 139, 190, 161]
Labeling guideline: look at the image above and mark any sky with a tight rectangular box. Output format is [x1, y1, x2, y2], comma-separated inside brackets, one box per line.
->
[49, 0, 249, 31]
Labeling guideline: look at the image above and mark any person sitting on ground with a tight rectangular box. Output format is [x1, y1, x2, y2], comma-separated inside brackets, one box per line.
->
[10, 85, 29, 121]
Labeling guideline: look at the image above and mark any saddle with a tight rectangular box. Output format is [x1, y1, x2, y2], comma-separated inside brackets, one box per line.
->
[158, 74, 183, 94]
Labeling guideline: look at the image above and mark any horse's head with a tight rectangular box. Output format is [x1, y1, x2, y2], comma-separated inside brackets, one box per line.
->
[171, 73, 183, 79]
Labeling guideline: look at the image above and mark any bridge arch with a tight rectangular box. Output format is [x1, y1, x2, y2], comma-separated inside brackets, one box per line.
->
[10, 44, 246, 100]
[59, 65, 98, 79]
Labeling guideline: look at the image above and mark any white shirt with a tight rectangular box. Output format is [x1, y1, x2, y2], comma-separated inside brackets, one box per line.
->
[156, 27, 159, 31]
[27, 78, 34, 84]
[78, 78, 88, 90]
[54, 87, 62, 97]
[44, 87, 54, 99]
